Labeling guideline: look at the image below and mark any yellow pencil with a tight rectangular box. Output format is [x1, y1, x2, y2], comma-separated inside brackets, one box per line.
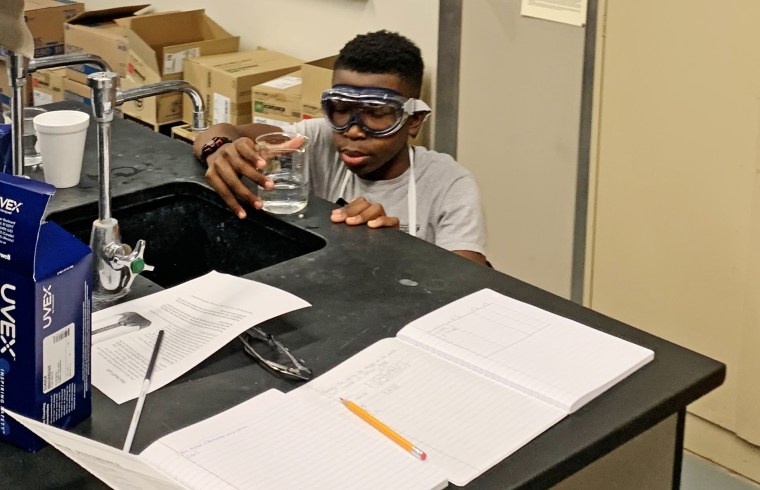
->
[340, 398, 427, 461]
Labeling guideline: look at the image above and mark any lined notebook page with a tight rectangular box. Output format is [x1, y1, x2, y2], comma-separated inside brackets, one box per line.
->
[397, 289, 655, 412]
[294, 338, 566, 486]
[141, 389, 448, 490]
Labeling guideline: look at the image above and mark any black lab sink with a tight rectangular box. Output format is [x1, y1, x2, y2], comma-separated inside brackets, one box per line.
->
[47, 181, 326, 288]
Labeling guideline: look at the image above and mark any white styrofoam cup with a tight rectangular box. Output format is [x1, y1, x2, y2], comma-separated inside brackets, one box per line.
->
[33, 110, 90, 188]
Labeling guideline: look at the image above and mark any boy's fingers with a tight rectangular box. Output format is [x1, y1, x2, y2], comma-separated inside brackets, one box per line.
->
[205, 170, 247, 219]
[234, 138, 267, 168]
[346, 203, 386, 225]
[367, 216, 400, 229]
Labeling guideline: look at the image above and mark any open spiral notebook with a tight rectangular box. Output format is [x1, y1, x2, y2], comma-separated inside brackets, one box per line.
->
[8, 288, 654, 489]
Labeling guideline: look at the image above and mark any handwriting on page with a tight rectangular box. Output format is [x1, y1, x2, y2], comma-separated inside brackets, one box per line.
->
[144, 389, 446, 490]
[296, 338, 566, 486]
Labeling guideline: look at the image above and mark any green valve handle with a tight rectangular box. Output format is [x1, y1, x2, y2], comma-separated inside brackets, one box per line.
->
[130, 258, 145, 274]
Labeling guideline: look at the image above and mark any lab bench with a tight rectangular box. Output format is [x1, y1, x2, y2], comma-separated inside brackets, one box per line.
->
[0, 102, 724, 489]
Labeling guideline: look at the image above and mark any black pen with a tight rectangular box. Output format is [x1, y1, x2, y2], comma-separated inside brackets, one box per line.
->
[123, 329, 164, 452]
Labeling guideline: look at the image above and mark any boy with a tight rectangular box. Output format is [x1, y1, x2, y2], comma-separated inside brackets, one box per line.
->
[194, 30, 488, 266]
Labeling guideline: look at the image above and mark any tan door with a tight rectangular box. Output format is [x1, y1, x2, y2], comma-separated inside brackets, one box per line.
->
[587, 0, 760, 481]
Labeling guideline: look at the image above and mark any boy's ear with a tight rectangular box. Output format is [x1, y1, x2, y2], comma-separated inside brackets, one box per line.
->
[407, 112, 429, 138]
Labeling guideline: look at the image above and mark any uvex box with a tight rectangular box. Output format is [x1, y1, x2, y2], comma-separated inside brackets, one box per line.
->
[0, 174, 92, 451]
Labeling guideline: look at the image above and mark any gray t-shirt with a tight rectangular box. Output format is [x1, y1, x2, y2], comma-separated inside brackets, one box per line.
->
[285, 118, 486, 255]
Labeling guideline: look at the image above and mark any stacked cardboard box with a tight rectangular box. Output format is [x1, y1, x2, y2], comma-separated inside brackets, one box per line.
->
[64, 7, 239, 127]
[300, 56, 336, 120]
[0, 58, 14, 110]
[31, 68, 66, 106]
[252, 70, 302, 128]
[171, 123, 199, 144]
[24, 0, 85, 58]
[0, 56, 32, 111]
[63, 5, 148, 112]
[0, 0, 84, 109]
[62, 77, 91, 108]
[183, 49, 304, 127]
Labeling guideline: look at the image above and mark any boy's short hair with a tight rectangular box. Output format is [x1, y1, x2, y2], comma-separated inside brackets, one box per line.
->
[335, 30, 424, 97]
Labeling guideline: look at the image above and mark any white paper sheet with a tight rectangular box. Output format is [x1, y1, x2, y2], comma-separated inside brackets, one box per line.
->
[92, 271, 310, 404]
[521, 0, 588, 26]
[5, 410, 186, 490]
[397, 288, 654, 412]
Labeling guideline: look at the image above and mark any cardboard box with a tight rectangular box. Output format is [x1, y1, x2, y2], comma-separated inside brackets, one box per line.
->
[65, 7, 239, 125]
[183, 49, 304, 126]
[0, 58, 32, 110]
[252, 70, 302, 127]
[64, 5, 147, 78]
[31, 68, 66, 106]
[0, 58, 11, 110]
[117, 10, 240, 83]
[300, 55, 336, 119]
[119, 78, 184, 126]
[62, 78, 91, 107]
[0, 174, 92, 451]
[171, 123, 199, 144]
[25, 0, 85, 58]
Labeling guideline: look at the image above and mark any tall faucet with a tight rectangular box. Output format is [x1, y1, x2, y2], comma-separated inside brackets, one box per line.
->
[87, 71, 208, 298]
[6, 51, 111, 176]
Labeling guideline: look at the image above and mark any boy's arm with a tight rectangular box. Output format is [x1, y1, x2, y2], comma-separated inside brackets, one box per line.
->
[192, 123, 282, 219]
[434, 174, 489, 266]
[453, 250, 488, 266]
[330, 195, 489, 266]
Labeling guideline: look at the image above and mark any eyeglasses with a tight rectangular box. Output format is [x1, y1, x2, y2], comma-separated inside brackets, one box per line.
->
[321, 85, 431, 137]
[239, 327, 312, 381]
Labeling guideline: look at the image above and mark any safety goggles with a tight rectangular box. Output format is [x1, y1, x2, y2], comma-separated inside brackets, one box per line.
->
[321, 85, 431, 137]
[239, 327, 312, 381]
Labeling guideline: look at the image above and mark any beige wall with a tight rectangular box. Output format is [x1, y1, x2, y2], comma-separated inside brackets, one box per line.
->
[587, 0, 760, 482]
[458, 0, 586, 297]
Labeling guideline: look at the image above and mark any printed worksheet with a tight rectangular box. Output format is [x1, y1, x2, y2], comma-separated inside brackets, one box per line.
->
[91, 271, 310, 404]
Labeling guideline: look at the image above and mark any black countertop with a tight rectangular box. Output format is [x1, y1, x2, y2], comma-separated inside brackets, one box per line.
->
[2, 103, 725, 489]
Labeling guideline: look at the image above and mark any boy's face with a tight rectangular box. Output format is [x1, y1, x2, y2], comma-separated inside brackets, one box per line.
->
[329, 69, 424, 180]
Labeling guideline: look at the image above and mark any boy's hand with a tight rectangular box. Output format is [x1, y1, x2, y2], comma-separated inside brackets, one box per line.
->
[331, 197, 400, 229]
[204, 137, 273, 219]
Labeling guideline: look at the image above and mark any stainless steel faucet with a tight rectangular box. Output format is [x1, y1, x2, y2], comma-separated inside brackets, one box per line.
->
[6, 51, 111, 176]
[86, 71, 208, 298]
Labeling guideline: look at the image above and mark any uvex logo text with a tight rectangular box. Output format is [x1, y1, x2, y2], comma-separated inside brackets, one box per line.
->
[0, 196, 22, 213]
[0, 284, 16, 360]
[42, 285, 53, 329]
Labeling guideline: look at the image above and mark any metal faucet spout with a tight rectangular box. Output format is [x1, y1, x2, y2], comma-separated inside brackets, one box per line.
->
[27, 53, 110, 73]
[5, 51, 112, 176]
[118, 80, 208, 131]
[87, 71, 207, 297]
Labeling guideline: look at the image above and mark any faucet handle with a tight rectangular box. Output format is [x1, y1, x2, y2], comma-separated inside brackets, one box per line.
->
[104, 239, 155, 290]
[126, 239, 155, 276]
